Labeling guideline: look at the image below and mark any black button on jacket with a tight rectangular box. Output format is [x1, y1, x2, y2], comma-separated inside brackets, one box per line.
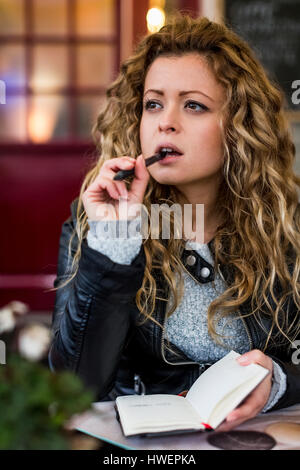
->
[49, 198, 300, 410]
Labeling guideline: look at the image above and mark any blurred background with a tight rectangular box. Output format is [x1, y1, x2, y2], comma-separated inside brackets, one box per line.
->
[0, 0, 299, 318]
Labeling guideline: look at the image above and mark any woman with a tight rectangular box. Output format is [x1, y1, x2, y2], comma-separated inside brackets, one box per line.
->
[49, 15, 300, 431]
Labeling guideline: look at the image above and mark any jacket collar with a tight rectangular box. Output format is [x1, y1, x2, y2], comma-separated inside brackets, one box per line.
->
[181, 237, 233, 286]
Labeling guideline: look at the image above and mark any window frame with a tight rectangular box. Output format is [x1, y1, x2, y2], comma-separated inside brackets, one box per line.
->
[0, 0, 121, 145]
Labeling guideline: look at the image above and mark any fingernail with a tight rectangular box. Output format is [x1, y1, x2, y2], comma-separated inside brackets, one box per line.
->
[227, 414, 237, 422]
[238, 355, 249, 363]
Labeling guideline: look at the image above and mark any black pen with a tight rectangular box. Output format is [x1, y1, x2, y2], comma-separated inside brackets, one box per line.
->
[113, 150, 168, 181]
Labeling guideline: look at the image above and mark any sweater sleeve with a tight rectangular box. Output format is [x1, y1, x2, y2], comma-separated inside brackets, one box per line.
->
[261, 359, 287, 412]
[87, 218, 143, 265]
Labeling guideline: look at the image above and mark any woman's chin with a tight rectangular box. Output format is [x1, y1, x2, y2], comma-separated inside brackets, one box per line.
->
[150, 172, 185, 186]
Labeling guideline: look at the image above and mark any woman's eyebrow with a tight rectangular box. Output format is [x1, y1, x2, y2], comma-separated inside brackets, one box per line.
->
[143, 89, 215, 102]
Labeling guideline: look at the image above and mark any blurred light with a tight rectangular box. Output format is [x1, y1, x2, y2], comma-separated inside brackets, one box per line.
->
[28, 108, 56, 143]
[146, 7, 165, 33]
[149, 0, 165, 7]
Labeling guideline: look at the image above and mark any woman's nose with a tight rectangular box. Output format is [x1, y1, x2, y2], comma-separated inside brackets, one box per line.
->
[159, 108, 180, 133]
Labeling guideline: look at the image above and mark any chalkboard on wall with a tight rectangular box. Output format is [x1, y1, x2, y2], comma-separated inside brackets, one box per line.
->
[225, 0, 300, 111]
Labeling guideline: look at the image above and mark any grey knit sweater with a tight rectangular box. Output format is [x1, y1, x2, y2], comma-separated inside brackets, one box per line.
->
[87, 218, 286, 412]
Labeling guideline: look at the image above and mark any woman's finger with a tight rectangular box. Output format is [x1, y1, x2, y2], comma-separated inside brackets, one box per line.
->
[226, 393, 261, 422]
[114, 180, 129, 199]
[101, 157, 136, 179]
[237, 350, 273, 370]
[105, 180, 123, 201]
[129, 154, 150, 202]
[216, 351, 274, 431]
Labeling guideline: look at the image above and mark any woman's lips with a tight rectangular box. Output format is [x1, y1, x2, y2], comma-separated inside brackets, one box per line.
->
[158, 154, 183, 164]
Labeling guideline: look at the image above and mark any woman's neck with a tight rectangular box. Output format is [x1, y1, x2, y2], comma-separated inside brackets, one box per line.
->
[176, 184, 222, 244]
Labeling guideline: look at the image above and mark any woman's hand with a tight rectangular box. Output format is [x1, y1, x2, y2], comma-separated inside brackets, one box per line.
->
[217, 349, 273, 432]
[82, 154, 149, 221]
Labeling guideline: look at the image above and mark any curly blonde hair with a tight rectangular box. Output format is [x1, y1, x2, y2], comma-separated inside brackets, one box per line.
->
[54, 14, 300, 351]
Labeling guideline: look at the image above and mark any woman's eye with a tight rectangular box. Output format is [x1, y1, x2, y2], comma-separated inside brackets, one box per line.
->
[144, 100, 161, 110]
[185, 101, 208, 112]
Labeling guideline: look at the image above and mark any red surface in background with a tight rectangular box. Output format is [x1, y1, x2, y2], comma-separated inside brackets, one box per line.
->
[0, 143, 96, 311]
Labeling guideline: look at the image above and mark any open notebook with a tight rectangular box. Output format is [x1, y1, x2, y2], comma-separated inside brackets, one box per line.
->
[115, 351, 269, 437]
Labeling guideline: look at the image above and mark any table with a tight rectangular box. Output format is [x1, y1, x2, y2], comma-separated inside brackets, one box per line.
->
[67, 401, 300, 450]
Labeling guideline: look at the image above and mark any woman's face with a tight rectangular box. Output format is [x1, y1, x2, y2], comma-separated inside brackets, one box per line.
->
[139, 53, 226, 199]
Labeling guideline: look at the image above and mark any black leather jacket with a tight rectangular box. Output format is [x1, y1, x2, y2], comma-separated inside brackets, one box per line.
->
[49, 198, 300, 410]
